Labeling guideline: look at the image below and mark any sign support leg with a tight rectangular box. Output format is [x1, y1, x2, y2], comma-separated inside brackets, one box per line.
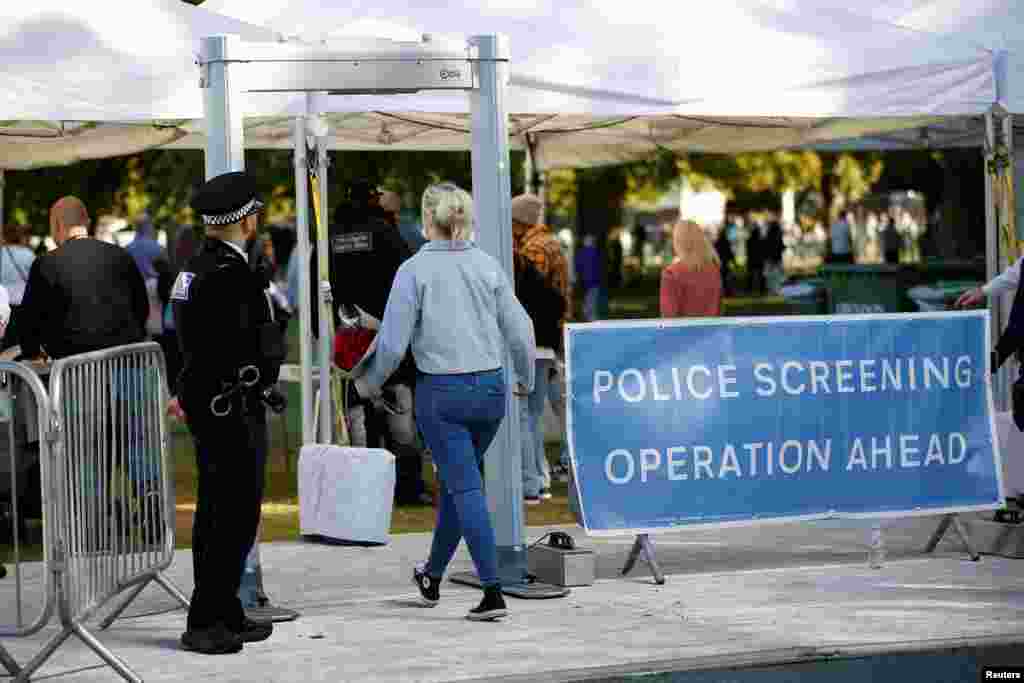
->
[621, 534, 666, 585]
[925, 513, 981, 561]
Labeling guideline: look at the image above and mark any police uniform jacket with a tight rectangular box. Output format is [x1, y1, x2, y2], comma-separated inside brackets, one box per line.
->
[172, 239, 284, 413]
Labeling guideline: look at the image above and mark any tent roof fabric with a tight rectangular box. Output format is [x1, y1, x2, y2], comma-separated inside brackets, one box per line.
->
[0, 1, 1019, 169]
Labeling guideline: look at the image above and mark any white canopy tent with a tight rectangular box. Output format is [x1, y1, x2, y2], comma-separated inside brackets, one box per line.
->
[2, 1, 1021, 168]
[0, 0, 1020, 608]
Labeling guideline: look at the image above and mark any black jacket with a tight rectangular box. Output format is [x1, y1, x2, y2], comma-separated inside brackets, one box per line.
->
[330, 208, 413, 322]
[173, 240, 284, 410]
[329, 208, 416, 385]
[19, 237, 148, 359]
[515, 254, 566, 353]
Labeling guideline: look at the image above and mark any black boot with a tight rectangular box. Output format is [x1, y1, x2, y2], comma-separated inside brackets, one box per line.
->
[467, 585, 507, 621]
[181, 624, 243, 655]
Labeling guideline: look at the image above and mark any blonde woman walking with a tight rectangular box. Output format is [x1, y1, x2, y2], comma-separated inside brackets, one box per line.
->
[659, 220, 722, 318]
[353, 182, 536, 621]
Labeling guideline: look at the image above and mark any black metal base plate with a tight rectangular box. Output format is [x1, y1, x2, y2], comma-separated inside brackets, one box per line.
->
[449, 571, 571, 599]
[246, 604, 301, 623]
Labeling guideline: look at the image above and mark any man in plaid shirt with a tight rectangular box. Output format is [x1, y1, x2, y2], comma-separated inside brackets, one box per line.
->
[511, 194, 571, 504]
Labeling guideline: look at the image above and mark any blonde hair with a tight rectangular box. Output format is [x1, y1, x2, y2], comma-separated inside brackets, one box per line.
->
[672, 220, 720, 270]
[421, 182, 474, 240]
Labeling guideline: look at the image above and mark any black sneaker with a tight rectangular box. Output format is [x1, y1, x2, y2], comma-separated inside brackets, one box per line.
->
[467, 586, 507, 621]
[233, 618, 273, 643]
[413, 567, 440, 607]
[181, 625, 243, 655]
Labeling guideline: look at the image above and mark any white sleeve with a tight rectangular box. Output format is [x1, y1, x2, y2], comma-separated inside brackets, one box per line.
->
[983, 256, 1023, 297]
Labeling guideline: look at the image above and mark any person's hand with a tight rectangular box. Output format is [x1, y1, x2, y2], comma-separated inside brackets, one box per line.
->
[955, 287, 985, 309]
[167, 397, 187, 423]
[355, 305, 380, 331]
[513, 382, 530, 397]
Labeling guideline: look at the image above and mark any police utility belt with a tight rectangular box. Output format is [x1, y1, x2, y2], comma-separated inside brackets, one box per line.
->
[210, 365, 286, 417]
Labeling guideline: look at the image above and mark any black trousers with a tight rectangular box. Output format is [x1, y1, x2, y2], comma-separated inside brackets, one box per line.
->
[185, 400, 267, 632]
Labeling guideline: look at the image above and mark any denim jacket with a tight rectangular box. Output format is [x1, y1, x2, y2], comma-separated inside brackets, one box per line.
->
[352, 240, 536, 398]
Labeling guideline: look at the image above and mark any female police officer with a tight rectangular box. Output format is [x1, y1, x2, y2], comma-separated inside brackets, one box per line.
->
[171, 172, 284, 654]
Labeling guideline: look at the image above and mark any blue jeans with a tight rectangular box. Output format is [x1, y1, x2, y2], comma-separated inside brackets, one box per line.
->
[521, 358, 557, 498]
[417, 369, 506, 587]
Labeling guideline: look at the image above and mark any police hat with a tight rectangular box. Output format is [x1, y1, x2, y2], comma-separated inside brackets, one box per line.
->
[192, 171, 264, 226]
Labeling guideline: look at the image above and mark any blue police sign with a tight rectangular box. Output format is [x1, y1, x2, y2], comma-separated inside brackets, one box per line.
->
[565, 312, 1003, 535]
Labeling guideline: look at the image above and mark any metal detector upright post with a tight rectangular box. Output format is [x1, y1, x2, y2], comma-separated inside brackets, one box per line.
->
[199, 31, 568, 602]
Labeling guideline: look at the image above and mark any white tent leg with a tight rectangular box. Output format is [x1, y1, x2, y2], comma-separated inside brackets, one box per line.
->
[294, 117, 314, 445]
[200, 36, 244, 178]
[315, 113, 333, 445]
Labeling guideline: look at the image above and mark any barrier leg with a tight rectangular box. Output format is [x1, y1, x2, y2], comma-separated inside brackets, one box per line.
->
[0, 643, 21, 676]
[952, 515, 982, 561]
[153, 573, 191, 608]
[924, 514, 954, 554]
[621, 534, 666, 585]
[924, 514, 981, 561]
[97, 580, 150, 630]
[14, 626, 72, 683]
[71, 622, 142, 683]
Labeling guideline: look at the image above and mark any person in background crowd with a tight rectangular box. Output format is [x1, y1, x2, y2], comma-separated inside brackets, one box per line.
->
[660, 220, 723, 318]
[880, 214, 902, 264]
[714, 220, 735, 297]
[763, 214, 786, 292]
[175, 226, 200, 270]
[19, 197, 148, 361]
[606, 228, 624, 292]
[575, 234, 602, 322]
[126, 212, 169, 339]
[171, 171, 282, 655]
[0, 224, 36, 350]
[332, 181, 427, 506]
[829, 211, 854, 264]
[153, 257, 183, 386]
[511, 193, 570, 505]
[745, 214, 766, 295]
[351, 181, 535, 622]
[380, 189, 426, 253]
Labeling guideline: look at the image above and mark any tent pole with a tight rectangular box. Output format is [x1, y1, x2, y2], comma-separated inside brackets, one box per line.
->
[314, 108, 333, 445]
[463, 34, 567, 599]
[294, 116, 315, 444]
[984, 112, 1003, 409]
[200, 35, 244, 179]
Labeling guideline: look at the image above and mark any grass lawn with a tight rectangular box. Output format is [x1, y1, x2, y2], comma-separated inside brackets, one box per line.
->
[170, 419, 576, 548]
[165, 278, 790, 548]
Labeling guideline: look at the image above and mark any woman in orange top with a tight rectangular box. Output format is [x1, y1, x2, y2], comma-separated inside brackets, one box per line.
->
[659, 220, 723, 317]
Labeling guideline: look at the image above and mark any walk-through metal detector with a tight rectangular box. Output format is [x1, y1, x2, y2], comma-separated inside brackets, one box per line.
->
[199, 33, 568, 603]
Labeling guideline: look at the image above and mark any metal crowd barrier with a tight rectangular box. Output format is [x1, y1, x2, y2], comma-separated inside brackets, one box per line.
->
[0, 363, 55, 677]
[0, 343, 189, 682]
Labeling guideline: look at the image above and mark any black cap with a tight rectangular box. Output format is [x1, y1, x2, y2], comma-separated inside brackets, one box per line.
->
[192, 171, 264, 226]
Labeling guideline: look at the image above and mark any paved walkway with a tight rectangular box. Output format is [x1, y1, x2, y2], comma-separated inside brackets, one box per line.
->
[0, 514, 1022, 681]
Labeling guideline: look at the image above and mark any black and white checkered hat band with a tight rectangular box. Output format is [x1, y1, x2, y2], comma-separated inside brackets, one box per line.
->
[202, 198, 264, 226]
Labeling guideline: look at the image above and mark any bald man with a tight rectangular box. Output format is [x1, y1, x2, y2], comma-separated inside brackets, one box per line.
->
[18, 196, 149, 359]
